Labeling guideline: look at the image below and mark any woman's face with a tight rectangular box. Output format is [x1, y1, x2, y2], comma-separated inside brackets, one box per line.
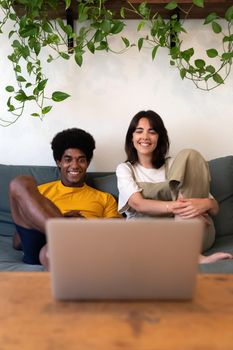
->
[132, 117, 159, 157]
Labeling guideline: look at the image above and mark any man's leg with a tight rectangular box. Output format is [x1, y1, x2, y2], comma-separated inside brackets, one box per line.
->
[9, 175, 63, 265]
[9, 175, 62, 232]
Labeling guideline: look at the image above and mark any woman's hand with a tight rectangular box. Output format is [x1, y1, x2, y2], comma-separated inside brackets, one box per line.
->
[171, 198, 218, 218]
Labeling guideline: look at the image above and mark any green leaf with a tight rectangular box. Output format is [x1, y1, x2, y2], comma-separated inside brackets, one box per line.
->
[15, 65, 21, 73]
[27, 62, 33, 75]
[206, 65, 215, 74]
[223, 34, 233, 42]
[170, 60, 175, 66]
[212, 21, 222, 34]
[192, 0, 204, 8]
[27, 95, 36, 101]
[15, 91, 27, 102]
[120, 7, 125, 18]
[42, 22, 53, 33]
[8, 105, 15, 112]
[8, 30, 16, 39]
[204, 74, 212, 81]
[101, 20, 111, 34]
[94, 30, 104, 43]
[225, 5, 233, 21]
[6, 86, 15, 92]
[138, 2, 150, 17]
[7, 96, 15, 111]
[57, 18, 66, 32]
[75, 52, 83, 67]
[33, 40, 41, 56]
[221, 52, 233, 61]
[194, 59, 205, 69]
[121, 37, 130, 48]
[65, 0, 71, 10]
[206, 48, 218, 58]
[152, 45, 159, 60]
[9, 13, 17, 20]
[96, 41, 108, 51]
[47, 55, 53, 63]
[170, 46, 180, 58]
[19, 24, 38, 38]
[8, 54, 18, 63]
[204, 12, 218, 25]
[87, 41, 95, 54]
[19, 46, 30, 59]
[1, 1, 8, 10]
[33, 87, 39, 96]
[110, 21, 124, 35]
[180, 68, 186, 80]
[42, 106, 53, 114]
[137, 21, 145, 32]
[78, 3, 89, 22]
[37, 79, 48, 91]
[213, 73, 224, 84]
[138, 38, 144, 51]
[52, 91, 70, 102]
[17, 76, 26, 82]
[12, 40, 21, 48]
[31, 113, 40, 117]
[165, 1, 177, 10]
[181, 48, 194, 62]
[60, 52, 70, 60]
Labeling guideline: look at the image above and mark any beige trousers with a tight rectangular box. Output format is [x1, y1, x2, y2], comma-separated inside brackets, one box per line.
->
[168, 149, 215, 252]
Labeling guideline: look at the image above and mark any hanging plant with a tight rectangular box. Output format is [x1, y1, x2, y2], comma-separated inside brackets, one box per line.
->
[0, 0, 232, 126]
[122, 0, 233, 90]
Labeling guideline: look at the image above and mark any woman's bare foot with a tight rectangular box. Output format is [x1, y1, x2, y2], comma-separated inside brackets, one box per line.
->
[199, 252, 233, 264]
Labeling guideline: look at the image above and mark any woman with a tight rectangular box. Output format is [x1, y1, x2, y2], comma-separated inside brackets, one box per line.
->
[116, 110, 233, 264]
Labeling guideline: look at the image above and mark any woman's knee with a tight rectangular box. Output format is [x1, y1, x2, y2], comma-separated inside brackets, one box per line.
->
[176, 148, 205, 162]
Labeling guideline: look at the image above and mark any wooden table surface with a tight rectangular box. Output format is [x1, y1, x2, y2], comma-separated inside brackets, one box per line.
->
[0, 272, 233, 350]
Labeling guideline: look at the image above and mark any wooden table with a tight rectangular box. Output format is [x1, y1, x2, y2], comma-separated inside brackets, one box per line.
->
[0, 273, 233, 350]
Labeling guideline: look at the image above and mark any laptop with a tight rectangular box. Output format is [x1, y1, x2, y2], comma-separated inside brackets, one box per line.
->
[46, 218, 204, 301]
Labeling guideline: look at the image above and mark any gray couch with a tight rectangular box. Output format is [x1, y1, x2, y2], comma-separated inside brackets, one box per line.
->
[0, 156, 233, 273]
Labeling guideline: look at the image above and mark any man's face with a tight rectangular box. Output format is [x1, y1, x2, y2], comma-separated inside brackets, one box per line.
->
[56, 148, 89, 187]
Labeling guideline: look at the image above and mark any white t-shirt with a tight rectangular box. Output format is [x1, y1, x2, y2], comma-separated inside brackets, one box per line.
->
[116, 160, 173, 219]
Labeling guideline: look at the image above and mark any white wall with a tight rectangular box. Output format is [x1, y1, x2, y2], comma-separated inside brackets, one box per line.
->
[0, 17, 232, 171]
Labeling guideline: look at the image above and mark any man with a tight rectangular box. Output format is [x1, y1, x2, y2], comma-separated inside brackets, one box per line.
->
[10, 128, 121, 268]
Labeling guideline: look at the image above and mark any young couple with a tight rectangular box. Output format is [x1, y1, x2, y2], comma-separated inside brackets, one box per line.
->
[10, 111, 233, 269]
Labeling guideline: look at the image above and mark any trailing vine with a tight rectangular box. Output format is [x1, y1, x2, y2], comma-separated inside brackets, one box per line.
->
[0, 0, 232, 126]
[123, 0, 233, 90]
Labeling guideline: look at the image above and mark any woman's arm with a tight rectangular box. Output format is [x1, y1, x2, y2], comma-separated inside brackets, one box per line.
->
[128, 192, 177, 216]
[128, 192, 219, 217]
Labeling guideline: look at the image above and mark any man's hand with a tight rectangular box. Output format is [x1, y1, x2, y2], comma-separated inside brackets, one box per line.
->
[63, 210, 86, 218]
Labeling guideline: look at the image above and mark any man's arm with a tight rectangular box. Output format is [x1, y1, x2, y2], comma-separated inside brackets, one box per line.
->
[103, 194, 122, 218]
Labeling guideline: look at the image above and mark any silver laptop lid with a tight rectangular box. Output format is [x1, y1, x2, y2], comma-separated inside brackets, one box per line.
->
[46, 218, 203, 301]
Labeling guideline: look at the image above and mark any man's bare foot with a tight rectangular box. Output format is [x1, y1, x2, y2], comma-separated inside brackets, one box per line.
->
[199, 252, 233, 264]
[12, 232, 22, 250]
[39, 244, 49, 270]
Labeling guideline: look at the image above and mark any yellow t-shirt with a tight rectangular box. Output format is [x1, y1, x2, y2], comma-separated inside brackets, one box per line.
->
[38, 180, 121, 218]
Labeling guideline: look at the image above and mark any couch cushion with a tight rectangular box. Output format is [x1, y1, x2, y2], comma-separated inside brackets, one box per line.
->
[0, 236, 44, 271]
[93, 174, 118, 199]
[209, 156, 233, 237]
[0, 164, 60, 237]
[0, 164, 60, 213]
